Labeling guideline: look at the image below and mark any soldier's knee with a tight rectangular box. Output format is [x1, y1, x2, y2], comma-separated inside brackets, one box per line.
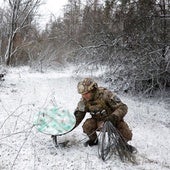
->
[125, 129, 133, 142]
[82, 118, 97, 134]
[117, 121, 133, 142]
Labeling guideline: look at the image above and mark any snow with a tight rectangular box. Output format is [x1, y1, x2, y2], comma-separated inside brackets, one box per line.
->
[0, 66, 170, 170]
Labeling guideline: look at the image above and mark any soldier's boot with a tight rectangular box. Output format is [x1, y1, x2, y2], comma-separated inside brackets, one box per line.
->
[84, 131, 98, 147]
[84, 138, 98, 147]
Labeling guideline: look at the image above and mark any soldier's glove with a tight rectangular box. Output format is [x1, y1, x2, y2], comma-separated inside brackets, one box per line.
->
[89, 105, 100, 113]
[106, 114, 119, 126]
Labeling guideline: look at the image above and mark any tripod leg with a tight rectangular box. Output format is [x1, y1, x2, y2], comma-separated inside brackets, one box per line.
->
[51, 135, 58, 147]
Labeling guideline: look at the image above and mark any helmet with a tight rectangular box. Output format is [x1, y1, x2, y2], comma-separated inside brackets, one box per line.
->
[77, 78, 98, 94]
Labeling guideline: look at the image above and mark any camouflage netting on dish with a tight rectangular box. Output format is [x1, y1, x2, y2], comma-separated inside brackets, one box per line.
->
[34, 106, 76, 135]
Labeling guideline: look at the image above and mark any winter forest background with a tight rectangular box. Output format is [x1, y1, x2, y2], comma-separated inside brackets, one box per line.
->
[0, 1, 170, 170]
[0, 0, 169, 96]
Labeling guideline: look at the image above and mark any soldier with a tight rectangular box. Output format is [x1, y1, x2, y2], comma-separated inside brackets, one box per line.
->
[74, 78, 135, 152]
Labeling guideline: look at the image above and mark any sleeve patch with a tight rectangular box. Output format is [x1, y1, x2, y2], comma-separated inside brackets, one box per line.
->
[113, 96, 121, 103]
[77, 101, 86, 112]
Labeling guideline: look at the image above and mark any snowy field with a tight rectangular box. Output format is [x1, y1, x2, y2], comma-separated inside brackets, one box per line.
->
[0, 66, 170, 170]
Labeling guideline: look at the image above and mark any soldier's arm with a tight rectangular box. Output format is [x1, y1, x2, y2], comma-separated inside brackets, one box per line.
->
[106, 91, 128, 121]
[112, 101, 128, 120]
[74, 110, 86, 127]
[73, 100, 86, 128]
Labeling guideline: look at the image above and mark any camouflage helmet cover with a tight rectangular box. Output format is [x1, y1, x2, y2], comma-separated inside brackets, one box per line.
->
[77, 78, 98, 94]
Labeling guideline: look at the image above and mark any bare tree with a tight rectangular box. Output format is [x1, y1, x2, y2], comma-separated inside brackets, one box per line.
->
[4, 0, 41, 66]
[0, 7, 9, 64]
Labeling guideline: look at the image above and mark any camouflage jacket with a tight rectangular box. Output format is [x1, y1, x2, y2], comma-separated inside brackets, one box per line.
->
[74, 87, 128, 127]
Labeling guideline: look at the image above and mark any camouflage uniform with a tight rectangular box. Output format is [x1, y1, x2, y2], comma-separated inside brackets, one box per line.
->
[74, 81, 132, 143]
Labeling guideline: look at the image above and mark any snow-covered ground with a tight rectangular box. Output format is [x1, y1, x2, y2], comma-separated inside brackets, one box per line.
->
[0, 66, 170, 170]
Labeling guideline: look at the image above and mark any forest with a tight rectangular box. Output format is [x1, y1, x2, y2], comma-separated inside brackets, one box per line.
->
[0, 1, 170, 169]
[0, 0, 170, 95]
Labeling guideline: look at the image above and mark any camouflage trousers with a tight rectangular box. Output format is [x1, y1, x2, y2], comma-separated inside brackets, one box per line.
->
[82, 118, 132, 142]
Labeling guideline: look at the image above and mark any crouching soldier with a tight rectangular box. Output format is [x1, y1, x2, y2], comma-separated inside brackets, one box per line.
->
[74, 78, 135, 152]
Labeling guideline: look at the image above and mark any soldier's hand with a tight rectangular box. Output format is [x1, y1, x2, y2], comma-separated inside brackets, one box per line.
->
[89, 105, 100, 113]
[106, 114, 119, 126]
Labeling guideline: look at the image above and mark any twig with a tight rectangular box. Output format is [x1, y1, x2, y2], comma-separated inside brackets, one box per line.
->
[10, 125, 34, 170]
